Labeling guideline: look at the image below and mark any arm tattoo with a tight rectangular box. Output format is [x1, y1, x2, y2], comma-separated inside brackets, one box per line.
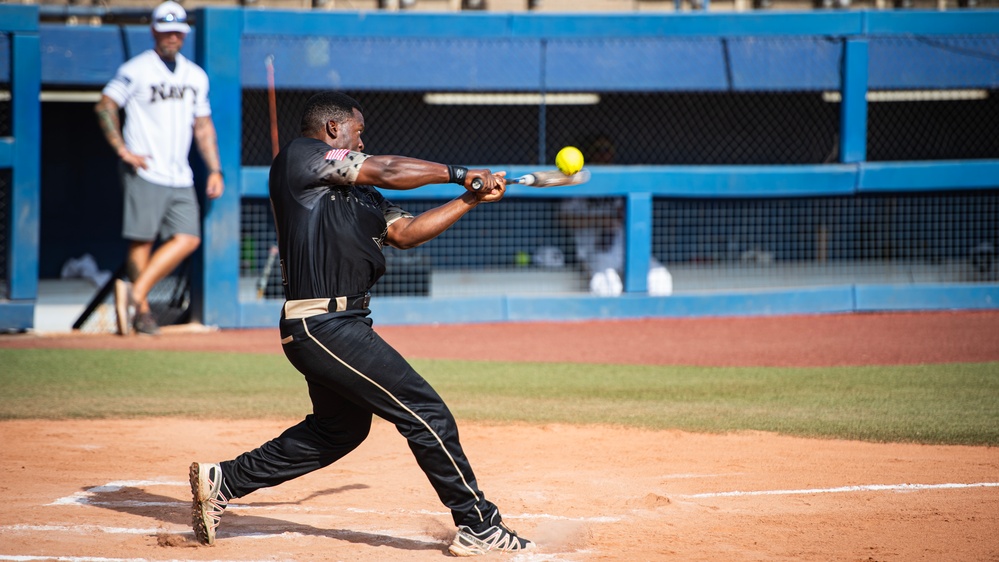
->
[95, 100, 125, 151]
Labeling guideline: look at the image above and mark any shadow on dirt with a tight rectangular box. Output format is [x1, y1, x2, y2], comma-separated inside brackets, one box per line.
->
[82, 484, 445, 553]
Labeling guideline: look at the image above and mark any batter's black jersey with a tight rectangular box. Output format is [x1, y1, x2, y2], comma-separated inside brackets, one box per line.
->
[269, 137, 412, 301]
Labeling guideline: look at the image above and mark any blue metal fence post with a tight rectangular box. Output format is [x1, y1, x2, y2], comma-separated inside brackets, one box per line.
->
[840, 37, 868, 164]
[7, 27, 41, 331]
[194, 7, 242, 328]
[623, 191, 652, 293]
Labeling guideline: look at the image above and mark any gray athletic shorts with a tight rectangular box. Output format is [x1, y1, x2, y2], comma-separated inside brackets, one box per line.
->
[120, 164, 201, 242]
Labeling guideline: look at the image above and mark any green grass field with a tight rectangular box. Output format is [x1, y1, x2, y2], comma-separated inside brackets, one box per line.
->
[2, 348, 997, 446]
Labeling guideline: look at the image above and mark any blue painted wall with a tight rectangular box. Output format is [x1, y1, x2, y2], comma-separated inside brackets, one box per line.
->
[0, 6, 41, 330]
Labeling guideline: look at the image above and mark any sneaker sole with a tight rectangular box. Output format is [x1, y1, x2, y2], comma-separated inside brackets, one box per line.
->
[189, 462, 215, 545]
[447, 530, 535, 557]
[448, 542, 536, 557]
[447, 543, 483, 557]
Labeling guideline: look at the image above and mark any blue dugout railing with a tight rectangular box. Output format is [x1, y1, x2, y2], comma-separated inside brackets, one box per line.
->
[0, 6, 41, 331]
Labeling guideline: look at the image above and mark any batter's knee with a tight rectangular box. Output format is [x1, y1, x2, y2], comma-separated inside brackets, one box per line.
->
[309, 413, 371, 452]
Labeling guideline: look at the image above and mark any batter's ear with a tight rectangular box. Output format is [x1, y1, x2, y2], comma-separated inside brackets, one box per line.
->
[326, 120, 338, 139]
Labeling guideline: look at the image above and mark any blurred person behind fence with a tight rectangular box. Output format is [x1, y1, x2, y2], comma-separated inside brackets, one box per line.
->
[558, 135, 672, 296]
[94, 0, 225, 335]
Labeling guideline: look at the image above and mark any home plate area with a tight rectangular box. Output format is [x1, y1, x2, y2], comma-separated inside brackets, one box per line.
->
[0, 418, 997, 562]
[4, 475, 997, 562]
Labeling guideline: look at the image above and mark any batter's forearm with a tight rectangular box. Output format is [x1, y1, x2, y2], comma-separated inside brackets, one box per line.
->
[387, 193, 478, 249]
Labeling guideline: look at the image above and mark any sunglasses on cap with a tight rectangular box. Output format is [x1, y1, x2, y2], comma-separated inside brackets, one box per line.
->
[156, 12, 187, 23]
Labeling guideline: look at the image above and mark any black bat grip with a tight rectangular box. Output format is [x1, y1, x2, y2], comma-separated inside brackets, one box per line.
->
[471, 178, 483, 191]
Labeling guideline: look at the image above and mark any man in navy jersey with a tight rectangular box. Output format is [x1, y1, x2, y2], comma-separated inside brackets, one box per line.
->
[189, 92, 534, 556]
[95, 0, 224, 336]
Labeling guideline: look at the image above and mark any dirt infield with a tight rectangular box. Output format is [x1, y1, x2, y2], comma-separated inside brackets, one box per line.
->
[2, 311, 998, 561]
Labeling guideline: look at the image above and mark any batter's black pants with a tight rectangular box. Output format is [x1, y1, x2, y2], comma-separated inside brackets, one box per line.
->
[219, 311, 498, 529]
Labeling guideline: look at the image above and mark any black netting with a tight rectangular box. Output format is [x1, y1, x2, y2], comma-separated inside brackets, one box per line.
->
[242, 89, 540, 167]
[240, 196, 575, 299]
[867, 90, 999, 161]
[546, 92, 841, 165]
[652, 191, 999, 291]
[233, 30, 999, 300]
[867, 35, 999, 161]
[240, 198, 282, 299]
[243, 90, 840, 167]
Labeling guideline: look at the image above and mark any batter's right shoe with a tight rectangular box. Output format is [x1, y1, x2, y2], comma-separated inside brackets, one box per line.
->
[448, 513, 535, 556]
[189, 462, 229, 545]
[113, 279, 134, 336]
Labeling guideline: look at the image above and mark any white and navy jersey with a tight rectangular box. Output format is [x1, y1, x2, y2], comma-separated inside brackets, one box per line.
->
[269, 138, 413, 301]
[102, 50, 211, 188]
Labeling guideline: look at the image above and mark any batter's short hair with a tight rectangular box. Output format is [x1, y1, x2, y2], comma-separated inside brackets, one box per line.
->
[300, 92, 364, 135]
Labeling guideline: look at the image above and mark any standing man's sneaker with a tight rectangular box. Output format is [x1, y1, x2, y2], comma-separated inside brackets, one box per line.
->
[448, 513, 535, 556]
[113, 279, 134, 336]
[133, 311, 160, 336]
[189, 462, 229, 545]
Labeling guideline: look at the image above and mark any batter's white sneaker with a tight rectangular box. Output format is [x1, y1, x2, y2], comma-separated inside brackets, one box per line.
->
[189, 462, 229, 545]
[448, 513, 535, 556]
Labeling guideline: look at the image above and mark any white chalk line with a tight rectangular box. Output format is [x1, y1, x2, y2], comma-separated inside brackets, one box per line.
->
[0, 524, 442, 545]
[48, 483, 621, 523]
[0, 552, 548, 562]
[679, 481, 999, 499]
[0, 554, 286, 562]
[27, 479, 997, 545]
[48, 481, 185, 507]
[346, 507, 620, 523]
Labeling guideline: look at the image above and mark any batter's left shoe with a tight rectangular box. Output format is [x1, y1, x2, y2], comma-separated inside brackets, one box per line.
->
[448, 513, 535, 556]
[189, 462, 229, 545]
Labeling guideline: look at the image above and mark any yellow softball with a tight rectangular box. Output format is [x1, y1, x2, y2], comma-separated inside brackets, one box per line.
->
[555, 146, 584, 176]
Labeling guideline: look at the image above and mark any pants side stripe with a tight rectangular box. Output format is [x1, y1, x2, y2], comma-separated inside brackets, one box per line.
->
[299, 318, 485, 523]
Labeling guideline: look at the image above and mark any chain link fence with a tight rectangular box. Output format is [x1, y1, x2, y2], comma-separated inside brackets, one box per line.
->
[867, 35, 999, 162]
[652, 191, 999, 291]
[236, 32, 998, 300]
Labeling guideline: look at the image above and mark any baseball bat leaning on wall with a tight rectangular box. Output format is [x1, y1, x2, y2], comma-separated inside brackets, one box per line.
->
[257, 245, 279, 299]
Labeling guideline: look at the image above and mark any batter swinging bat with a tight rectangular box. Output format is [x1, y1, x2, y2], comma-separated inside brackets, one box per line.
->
[257, 245, 279, 299]
[471, 169, 590, 190]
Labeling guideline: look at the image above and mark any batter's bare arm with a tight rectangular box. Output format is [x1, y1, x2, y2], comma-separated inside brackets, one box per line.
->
[387, 185, 505, 250]
[194, 115, 225, 199]
[357, 156, 499, 193]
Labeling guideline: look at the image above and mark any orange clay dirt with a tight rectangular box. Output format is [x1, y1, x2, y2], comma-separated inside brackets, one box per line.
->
[1, 310, 998, 561]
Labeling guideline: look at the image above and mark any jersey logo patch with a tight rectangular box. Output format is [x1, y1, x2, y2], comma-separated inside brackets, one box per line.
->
[325, 149, 350, 161]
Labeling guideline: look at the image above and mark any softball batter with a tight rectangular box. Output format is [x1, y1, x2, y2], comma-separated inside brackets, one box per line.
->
[189, 92, 534, 556]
